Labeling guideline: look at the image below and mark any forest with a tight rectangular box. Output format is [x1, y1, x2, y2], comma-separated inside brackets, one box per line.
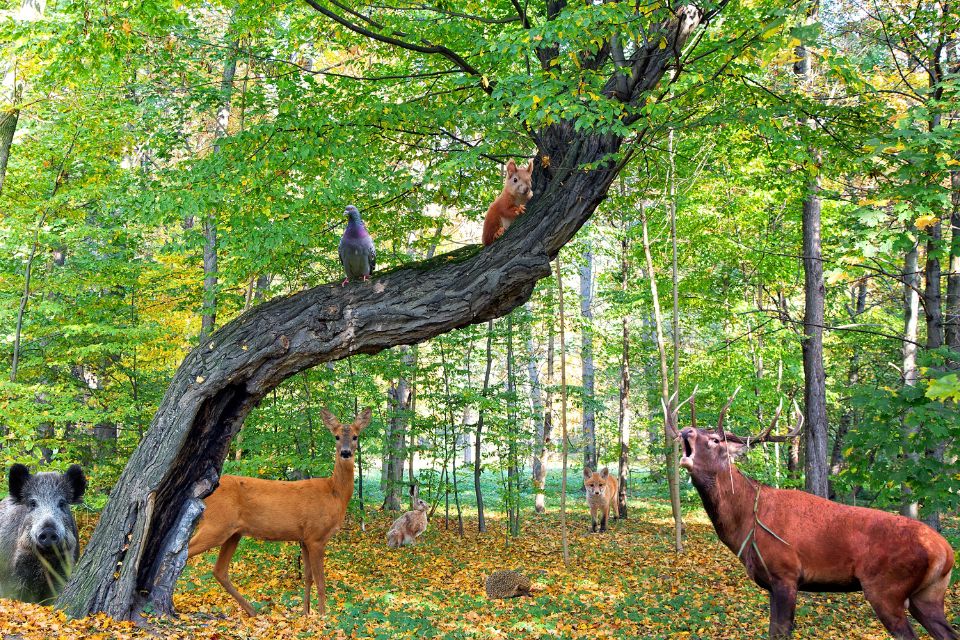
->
[0, 0, 958, 638]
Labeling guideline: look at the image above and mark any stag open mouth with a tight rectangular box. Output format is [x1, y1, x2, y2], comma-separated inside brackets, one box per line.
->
[679, 432, 694, 469]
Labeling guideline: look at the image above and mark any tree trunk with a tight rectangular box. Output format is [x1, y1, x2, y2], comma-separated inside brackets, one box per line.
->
[0, 108, 18, 194]
[527, 307, 547, 514]
[829, 280, 866, 497]
[0, 0, 47, 193]
[556, 257, 570, 566]
[944, 169, 960, 350]
[57, 3, 709, 618]
[474, 320, 494, 534]
[901, 239, 921, 518]
[793, 0, 829, 499]
[580, 242, 596, 471]
[506, 313, 519, 536]
[641, 205, 683, 552]
[617, 225, 631, 519]
[922, 220, 944, 530]
[383, 366, 411, 511]
[947, 169, 960, 352]
[200, 40, 239, 340]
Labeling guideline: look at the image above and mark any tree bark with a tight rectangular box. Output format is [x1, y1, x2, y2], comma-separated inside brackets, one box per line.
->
[383, 356, 411, 510]
[506, 313, 519, 536]
[579, 242, 596, 471]
[0, 108, 18, 194]
[617, 224, 631, 519]
[556, 257, 570, 566]
[947, 169, 960, 352]
[200, 39, 239, 340]
[527, 307, 547, 514]
[57, 2, 709, 618]
[0, 0, 47, 194]
[829, 280, 866, 498]
[641, 204, 683, 552]
[794, 2, 829, 497]
[530, 320, 554, 513]
[474, 320, 494, 534]
[901, 238, 921, 518]
[922, 220, 944, 530]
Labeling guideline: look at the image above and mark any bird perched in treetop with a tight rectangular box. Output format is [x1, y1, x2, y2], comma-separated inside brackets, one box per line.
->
[338, 205, 375, 286]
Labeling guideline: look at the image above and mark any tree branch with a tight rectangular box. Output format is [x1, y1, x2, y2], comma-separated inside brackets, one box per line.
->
[303, 0, 492, 93]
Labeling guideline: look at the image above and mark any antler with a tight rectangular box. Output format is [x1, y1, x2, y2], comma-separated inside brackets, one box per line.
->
[661, 385, 699, 440]
[721, 397, 804, 445]
[714, 386, 741, 441]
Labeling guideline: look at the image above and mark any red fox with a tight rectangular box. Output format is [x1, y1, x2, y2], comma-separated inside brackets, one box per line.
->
[481, 158, 534, 246]
[583, 467, 619, 533]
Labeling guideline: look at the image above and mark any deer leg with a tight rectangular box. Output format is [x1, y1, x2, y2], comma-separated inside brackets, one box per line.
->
[910, 599, 958, 640]
[306, 541, 327, 616]
[301, 542, 313, 616]
[908, 576, 958, 640]
[212, 534, 257, 617]
[768, 581, 797, 639]
[863, 586, 919, 640]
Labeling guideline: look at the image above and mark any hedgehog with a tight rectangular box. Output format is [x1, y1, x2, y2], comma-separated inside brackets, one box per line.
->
[484, 569, 532, 599]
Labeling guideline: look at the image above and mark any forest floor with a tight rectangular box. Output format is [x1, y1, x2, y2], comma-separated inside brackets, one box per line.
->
[0, 476, 957, 639]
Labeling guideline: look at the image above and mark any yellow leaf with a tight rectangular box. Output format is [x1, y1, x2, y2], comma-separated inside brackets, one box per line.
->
[914, 214, 938, 230]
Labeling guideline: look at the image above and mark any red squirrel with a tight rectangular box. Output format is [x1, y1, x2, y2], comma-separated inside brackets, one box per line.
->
[482, 158, 534, 246]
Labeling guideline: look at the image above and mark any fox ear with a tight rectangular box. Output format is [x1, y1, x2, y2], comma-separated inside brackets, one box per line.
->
[583, 467, 592, 479]
[600, 467, 609, 479]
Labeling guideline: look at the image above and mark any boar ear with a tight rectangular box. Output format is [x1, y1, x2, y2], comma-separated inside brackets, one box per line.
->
[65, 465, 87, 504]
[320, 407, 340, 435]
[8, 464, 30, 503]
[582, 467, 592, 479]
[600, 467, 609, 479]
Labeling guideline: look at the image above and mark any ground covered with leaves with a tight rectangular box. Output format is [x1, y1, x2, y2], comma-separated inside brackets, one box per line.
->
[1, 486, 957, 639]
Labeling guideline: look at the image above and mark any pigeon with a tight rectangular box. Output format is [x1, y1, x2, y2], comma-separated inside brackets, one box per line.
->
[338, 205, 376, 285]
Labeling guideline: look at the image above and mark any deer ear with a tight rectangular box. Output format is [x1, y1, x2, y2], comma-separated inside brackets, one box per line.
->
[354, 406, 373, 432]
[582, 468, 592, 479]
[320, 408, 340, 434]
[724, 441, 747, 459]
[8, 464, 30, 503]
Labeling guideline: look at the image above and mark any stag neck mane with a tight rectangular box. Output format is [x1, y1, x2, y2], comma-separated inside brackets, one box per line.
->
[689, 463, 763, 552]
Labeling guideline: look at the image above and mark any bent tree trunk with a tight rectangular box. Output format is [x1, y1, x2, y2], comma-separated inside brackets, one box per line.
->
[57, 128, 623, 620]
[58, 6, 707, 621]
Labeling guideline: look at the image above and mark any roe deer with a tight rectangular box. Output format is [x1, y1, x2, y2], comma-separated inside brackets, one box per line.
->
[188, 407, 371, 616]
[386, 485, 428, 548]
[583, 467, 618, 533]
[666, 389, 957, 640]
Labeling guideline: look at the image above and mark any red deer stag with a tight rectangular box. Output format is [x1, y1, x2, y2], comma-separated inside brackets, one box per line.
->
[665, 389, 957, 640]
[188, 407, 371, 616]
